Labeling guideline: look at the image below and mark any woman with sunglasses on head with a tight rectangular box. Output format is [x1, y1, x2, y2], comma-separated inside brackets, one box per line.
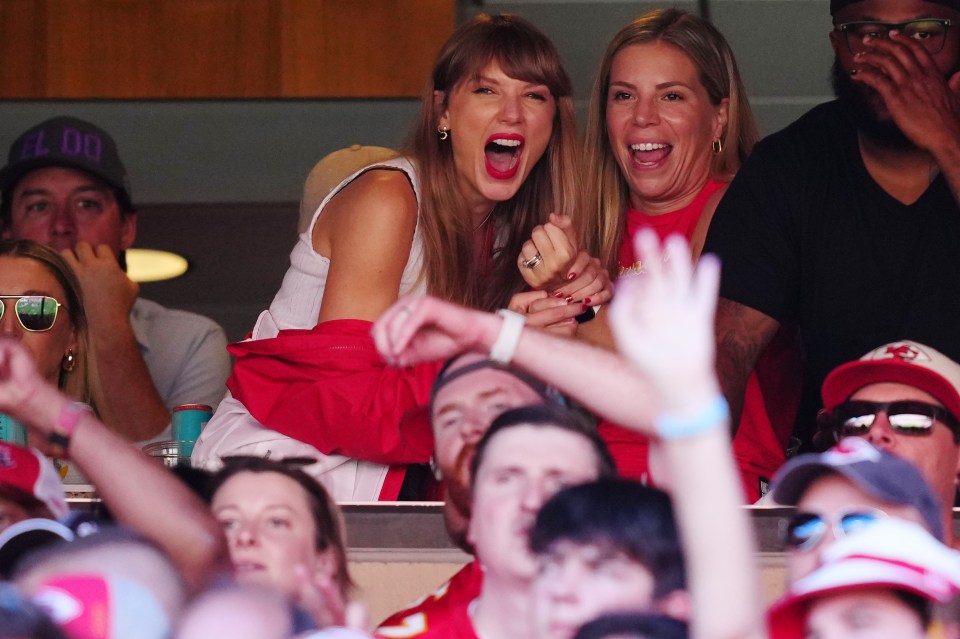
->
[206, 457, 355, 630]
[193, 13, 601, 501]
[573, 8, 800, 502]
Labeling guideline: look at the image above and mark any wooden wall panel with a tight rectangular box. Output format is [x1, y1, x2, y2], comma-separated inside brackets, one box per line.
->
[0, 0, 454, 98]
[0, 1, 48, 96]
[280, 0, 452, 97]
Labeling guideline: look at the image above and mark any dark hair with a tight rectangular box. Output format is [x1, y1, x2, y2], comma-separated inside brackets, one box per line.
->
[574, 613, 688, 639]
[470, 404, 616, 484]
[529, 478, 685, 599]
[206, 457, 352, 598]
[0, 583, 68, 639]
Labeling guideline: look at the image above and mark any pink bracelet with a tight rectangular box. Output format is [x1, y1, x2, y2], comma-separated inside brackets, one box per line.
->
[48, 402, 90, 459]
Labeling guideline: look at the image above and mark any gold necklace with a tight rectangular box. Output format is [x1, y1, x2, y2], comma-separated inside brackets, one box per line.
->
[474, 209, 495, 231]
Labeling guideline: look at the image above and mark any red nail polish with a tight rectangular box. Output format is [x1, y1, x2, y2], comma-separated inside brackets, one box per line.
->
[584, 298, 591, 305]
[567, 272, 577, 280]
[554, 291, 564, 299]
[565, 296, 573, 303]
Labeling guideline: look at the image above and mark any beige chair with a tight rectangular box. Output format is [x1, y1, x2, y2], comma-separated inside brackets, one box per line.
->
[298, 144, 399, 233]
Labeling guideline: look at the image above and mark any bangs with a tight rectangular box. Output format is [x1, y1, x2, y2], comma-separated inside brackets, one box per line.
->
[434, 14, 572, 98]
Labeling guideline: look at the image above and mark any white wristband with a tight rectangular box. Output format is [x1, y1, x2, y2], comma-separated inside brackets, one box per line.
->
[490, 309, 526, 364]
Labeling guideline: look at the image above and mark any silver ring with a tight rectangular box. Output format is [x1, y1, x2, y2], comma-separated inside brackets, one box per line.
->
[522, 253, 543, 269]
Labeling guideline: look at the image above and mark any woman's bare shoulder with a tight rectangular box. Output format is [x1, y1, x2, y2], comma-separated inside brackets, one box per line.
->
[313, 167, 418, 255]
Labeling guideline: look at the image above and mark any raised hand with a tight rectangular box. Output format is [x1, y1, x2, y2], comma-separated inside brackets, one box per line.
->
[372, 296, 499, 368]
[0, 337, 50, 421]
[517, 213, 579, 290]
[608, 229, 720, 411]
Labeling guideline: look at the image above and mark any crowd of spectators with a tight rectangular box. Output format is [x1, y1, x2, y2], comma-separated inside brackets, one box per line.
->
[3, 0, 960, 637]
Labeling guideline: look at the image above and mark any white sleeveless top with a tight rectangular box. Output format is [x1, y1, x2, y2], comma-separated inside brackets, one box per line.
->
[192, 157, 425, 501]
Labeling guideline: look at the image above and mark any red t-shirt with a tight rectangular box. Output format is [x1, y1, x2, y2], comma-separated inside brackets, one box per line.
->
[375, 561, 482, 639]
[606, 180, 801, 501]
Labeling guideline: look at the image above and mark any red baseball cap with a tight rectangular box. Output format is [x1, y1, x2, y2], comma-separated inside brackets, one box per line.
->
[0, 442, 68, 520]
[821, 341, 960, 420]
[768, 519, 960, 639]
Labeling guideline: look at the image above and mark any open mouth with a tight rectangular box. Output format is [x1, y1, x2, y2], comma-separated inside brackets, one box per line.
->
[232, 561, 265, 574]
[485, 134, 524, 179]
[629, 142, 671, 167]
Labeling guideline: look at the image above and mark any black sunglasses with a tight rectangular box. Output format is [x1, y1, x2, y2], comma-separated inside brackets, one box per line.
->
[823, 400, 960, 442]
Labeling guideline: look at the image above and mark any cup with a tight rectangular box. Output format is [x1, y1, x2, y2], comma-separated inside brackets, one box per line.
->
[0, 413, 28, 446]
[143, 441, 189, 468]
[172, 404, 213, 457]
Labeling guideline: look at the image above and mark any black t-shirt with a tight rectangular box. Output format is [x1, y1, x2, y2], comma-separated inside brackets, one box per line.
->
[704, 100, 960, 447]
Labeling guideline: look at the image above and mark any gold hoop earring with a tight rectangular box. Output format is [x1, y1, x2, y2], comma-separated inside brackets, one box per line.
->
[438, 127, 450, 141]
[62, 349, 76, 373]
[712, 139, 722, 155]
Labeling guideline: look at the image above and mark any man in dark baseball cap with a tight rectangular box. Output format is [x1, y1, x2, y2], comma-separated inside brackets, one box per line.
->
[0, 116, 134, 217]
[771, 437, 949, 581]
[0, 116, 229, 444]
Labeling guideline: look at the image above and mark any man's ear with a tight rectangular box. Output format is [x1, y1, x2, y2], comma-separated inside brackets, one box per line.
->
[829, 29, 844, 57]
[654, 589, 691, 622]
[119, 212, 136, 250]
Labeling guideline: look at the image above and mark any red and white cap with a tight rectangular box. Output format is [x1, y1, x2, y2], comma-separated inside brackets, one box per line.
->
[821, 341, 960, 418]
[768, 519, 960, 639]
[0, 442, 68, 520]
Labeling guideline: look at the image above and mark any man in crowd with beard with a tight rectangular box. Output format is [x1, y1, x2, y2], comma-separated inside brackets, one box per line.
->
[375, 354, 570, 634]
[703, 0, 960, 451]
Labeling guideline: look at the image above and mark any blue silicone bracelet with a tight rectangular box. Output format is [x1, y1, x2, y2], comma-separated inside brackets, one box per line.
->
[655, 395, 729, 440]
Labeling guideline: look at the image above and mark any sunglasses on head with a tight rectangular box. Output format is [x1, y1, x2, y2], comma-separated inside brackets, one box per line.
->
[0, 295, 63, 332]
[823, 400, 960, 441]
[782, 508, 886, 551]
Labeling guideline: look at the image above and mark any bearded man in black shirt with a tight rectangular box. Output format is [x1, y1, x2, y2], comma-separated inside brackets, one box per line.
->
[703, 0, 960, 451]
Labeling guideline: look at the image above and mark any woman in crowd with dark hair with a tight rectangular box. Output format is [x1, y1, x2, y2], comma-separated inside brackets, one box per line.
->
[206, 457, 353, 628]
[193, 13, 607, 501]
[575, 9, 799, 501]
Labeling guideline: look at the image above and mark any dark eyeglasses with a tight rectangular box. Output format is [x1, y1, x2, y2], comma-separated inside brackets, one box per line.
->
[782, 508, 886, 550]
[824, 400, 960, 441]
[835, 18, 954, 55]
[0, 295, 63, 332]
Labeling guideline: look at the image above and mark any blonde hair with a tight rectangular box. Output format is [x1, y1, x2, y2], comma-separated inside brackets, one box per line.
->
[0, 240, 92, 406]
[580, 8, 759, 273]
[408, 13, 580, 310]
